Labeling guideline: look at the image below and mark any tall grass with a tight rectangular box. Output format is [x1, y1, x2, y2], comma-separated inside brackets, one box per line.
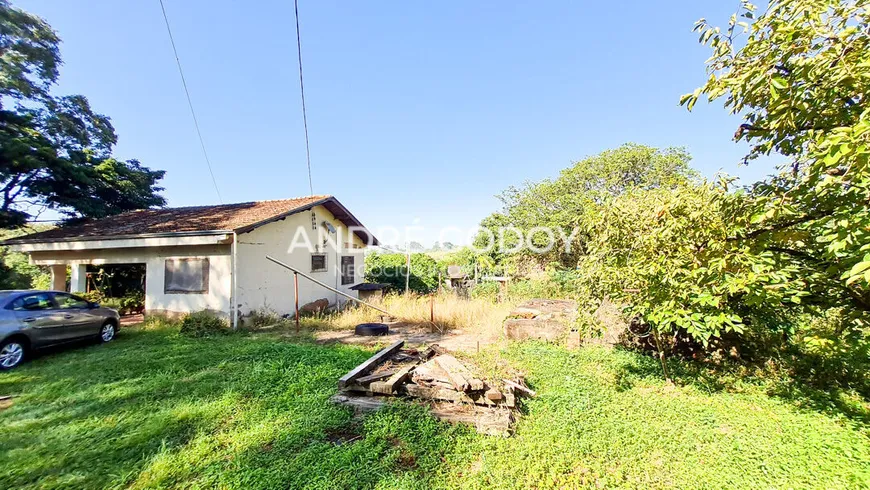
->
[303, 293, 516, 337]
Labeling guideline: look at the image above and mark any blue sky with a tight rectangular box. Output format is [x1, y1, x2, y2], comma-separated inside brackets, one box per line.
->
[17, 0, 776, 245]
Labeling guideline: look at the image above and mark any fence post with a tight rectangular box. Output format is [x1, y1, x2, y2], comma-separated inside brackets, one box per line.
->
[294, 272, 300, 333]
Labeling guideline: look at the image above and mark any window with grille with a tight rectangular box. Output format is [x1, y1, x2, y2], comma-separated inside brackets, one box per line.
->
[311, 254, 327, 272]
[164, 258, 209, 293]
[341, 256, 355, 285]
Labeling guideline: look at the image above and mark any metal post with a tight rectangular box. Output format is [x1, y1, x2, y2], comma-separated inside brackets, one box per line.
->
[294, 271, 300, 333]
[430, 295, 434, 323]
[231, 231, 238, 330]
[405, 246, 411, 295]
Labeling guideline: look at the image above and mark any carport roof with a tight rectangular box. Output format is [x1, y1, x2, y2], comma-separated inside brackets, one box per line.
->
[3, 195, 379, 246]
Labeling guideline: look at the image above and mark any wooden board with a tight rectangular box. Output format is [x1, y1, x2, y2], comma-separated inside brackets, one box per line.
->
[402, 383, 515, 408]
[503, 379, 537, 397]
[433, 355, 484, 392]
[485, 388, 503, 401]
[331, 394, 385, 412]
[370, 364, 415, 394]
[338, 340, 405, 389]
[420, 344, 446, 360]
[330, 394, 513, 436]
[412, 359, 451, 385]
[428, 403, 514, 437]
[356, 371, 395, 384]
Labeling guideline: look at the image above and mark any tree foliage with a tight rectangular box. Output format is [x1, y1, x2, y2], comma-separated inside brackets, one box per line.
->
[0, 1, 165, 228]
[581, 180, 813, 343]
[531, 0, 870, 345]
[682, 0, 870, 324]
[364, 252, 439, 294]
[475, 143, 698, 268]
[0, 225, 50, 289]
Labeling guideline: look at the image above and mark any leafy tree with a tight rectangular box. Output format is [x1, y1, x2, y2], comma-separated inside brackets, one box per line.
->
[682, 0, 870, 319]
[364, 252, 439, 294]
[0, 226, 50, 288]
[408, 241, 425, 252]
[475, 143, 697, 268]
[434, 246, 497, 278]
[581, 180, 809, 344]
[0, 1, 165, 228]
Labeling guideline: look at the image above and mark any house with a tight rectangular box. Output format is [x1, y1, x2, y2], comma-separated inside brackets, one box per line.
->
[2, 195, 379, 327]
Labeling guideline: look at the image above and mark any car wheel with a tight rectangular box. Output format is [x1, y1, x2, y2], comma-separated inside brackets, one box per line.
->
[0, 339, 26, 370]
[100, 322, 117, 343]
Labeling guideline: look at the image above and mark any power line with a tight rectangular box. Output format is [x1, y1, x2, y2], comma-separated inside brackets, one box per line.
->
[293, 0, 314, 196]
[158, 0, 223, 203]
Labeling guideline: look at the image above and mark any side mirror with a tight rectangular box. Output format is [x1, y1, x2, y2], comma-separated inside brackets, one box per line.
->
[90, 302, 100, 309]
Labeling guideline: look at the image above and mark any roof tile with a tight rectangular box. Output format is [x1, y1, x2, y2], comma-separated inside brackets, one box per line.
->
[11, 195, 332, 242]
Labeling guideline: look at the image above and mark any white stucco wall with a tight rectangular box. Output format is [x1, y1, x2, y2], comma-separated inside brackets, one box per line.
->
[235, 204, 366, 317]
[30, 245, 232, 317]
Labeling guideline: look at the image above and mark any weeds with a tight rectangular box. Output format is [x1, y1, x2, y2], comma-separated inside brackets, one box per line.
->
[179, 311, 230, 337]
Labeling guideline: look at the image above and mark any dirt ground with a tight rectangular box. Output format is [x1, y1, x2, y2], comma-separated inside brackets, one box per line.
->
[120, 314, 144, 326]
[313, 320, 502, 353]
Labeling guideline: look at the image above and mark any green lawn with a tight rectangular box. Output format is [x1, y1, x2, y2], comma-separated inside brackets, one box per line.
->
[0, 326, 867, 489]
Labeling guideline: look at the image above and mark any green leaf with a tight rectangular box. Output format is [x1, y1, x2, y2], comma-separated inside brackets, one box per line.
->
[842, 261, 870, 280]
[770, 75, 788, 90]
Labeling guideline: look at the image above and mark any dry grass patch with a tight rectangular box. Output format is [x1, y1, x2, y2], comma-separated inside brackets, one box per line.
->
[303, 293, 516, 338]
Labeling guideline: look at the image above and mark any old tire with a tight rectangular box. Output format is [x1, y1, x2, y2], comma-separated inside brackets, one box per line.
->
[354, 323, 389, 336]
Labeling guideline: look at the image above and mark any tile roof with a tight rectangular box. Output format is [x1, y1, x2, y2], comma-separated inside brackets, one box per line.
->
[3, 195, 377, 245]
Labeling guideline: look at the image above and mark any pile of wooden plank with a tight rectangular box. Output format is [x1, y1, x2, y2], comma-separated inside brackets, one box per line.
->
[332, 340, 534, 436]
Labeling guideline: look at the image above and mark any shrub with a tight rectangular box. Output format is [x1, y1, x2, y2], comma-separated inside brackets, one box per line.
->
[365, 252, 439, 293]
[242, 308, 289, 330]
[470, 281, 499, 300]
[76, 290, 105, 304]
[78, 290, 144, 314]
[119, 291, 144, 314]
[100, 297, 123, 310]
[180, 311, 230, 337]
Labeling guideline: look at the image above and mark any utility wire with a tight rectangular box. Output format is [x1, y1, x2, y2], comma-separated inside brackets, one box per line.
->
[158, 0, 223, 203]
[293, 0, 314, 196]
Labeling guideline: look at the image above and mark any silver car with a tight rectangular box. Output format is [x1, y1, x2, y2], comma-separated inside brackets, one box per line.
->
[0, 290, 121, 370]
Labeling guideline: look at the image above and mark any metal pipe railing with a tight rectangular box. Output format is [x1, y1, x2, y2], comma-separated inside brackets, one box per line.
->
[265, 255, 393, 318]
